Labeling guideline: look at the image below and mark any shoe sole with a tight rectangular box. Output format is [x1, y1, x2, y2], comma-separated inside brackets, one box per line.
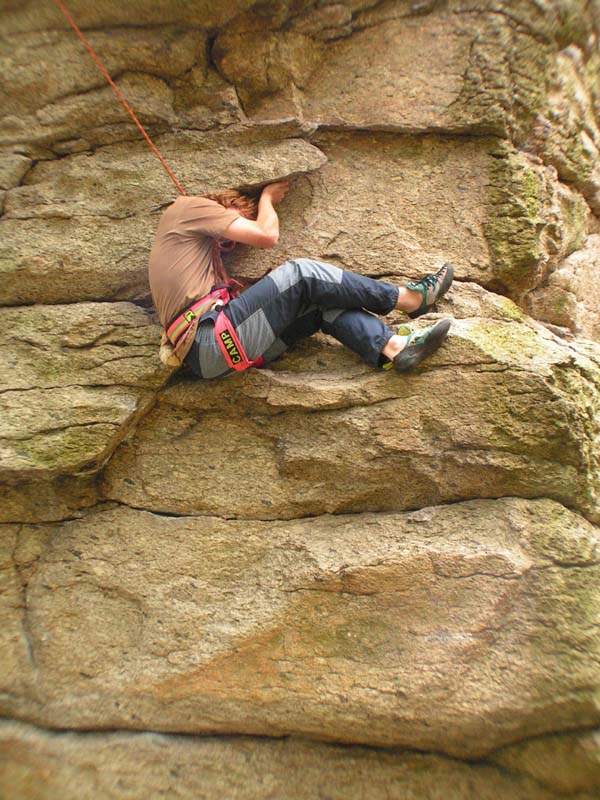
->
[408, 262, 454, 319]
[393, 319, 451, 373]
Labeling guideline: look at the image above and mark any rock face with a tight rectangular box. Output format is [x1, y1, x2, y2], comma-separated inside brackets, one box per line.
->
[2, 497, 600, 759]
[1, 721, 599, 800]
[1, 1, 600, 798]
[103, 308, 600, 523]
[526, 233, 600, 338]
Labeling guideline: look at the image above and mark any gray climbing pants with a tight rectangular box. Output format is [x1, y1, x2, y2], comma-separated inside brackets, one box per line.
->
[184, 258, 400, 379]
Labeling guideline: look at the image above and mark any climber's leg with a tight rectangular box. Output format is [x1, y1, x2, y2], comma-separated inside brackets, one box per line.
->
[225, 259, 400, 347]
[186, 259, 451, 378]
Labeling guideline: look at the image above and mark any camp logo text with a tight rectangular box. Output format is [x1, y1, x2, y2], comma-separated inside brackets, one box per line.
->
[219, 330, 242, 364]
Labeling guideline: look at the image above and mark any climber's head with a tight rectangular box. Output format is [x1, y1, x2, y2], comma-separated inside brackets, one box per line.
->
[203, 189, 259, 220]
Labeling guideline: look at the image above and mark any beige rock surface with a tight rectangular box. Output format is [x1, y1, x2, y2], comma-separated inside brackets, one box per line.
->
[0, 216, 156, 306]
[2, 0, 600, 795]
[1, 73, 178, 152]
[1, 476, 99, 525]
[103, 301, 600, 523]
[3, 133, 326, 220]
[0, 720, 597, 800]
[0, 27, 201, 118]
[213, 0, 589, 138]
[0, 386, 154, 479]
[1, 497, 599, 758]
[3, 129, 588, 309]
[225, 133, 589, 301]
[526, 47, 600, 214]
[1, 0, 257, 35]
[0, 302, 165, 484]
[0, 134, 326, 305]
[0, 153, 30, 190]
[0, 302, 164, 390]
[493, 729, 600, 795]
[526, 233, 600, 341]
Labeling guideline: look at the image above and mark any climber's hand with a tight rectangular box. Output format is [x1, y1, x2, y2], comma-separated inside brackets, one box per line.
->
[262, 181, 289, 204]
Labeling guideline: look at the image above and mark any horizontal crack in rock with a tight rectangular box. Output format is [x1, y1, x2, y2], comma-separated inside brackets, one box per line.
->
[0, 715, 598, 767]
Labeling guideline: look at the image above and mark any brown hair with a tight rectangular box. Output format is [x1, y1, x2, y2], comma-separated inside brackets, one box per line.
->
[202, 189, 259, 286]
[203, 189, 259, 220]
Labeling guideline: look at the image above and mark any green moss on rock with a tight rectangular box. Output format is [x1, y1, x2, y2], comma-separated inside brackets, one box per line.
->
[484, 147, 544, 297]
[484, 143, 587, 301]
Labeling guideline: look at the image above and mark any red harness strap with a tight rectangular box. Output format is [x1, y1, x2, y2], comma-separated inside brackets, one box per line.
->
[167, 283, 235, 348]
[213, 311, 264, 371]
[167, 282, 263, 372]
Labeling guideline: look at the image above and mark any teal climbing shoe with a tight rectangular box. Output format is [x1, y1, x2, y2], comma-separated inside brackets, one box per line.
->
[392, 318, 451, 373]
[405, 262, 454, 319]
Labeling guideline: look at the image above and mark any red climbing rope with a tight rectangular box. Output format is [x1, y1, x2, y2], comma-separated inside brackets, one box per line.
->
[53, 0, 187, 196]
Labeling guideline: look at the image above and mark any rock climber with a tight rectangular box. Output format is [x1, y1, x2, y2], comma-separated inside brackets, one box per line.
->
[149, 181, 454, 378]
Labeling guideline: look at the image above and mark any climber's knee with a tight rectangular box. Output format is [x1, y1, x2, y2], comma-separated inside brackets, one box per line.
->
[269, 258, 343, 294]
[268, 259, 303, 293]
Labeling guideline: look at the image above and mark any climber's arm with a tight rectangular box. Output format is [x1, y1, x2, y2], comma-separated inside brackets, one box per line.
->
[225, 181, 289, 249]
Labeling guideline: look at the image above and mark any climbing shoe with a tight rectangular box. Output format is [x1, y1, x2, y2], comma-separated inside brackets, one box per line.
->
[392, 318, 451, 373]
[405, 262, 454, 319]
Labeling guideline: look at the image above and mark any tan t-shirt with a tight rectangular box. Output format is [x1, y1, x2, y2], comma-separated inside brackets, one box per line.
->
[148, 196, 240, 360]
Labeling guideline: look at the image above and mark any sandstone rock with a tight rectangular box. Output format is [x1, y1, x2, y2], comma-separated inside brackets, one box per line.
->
[2, 0, 600, 792]
[226, 133, 588, 302]
[0, 526, 44, 701]
[484, 146, 589, 301]
[0, 133, 325, 305]
[0, 302, 166, 481]
[213, 1, 563, 137]
[303, 8, 488, 130]
[1, 0, 257, 35]
[0, 302, 164, 391]
[170, 69, 245, 134]
[1, 73, 178, 152]
[1, 498, 599, 758]
[526, 233, 600, 342]
[214, 29, 323, 115]
[2, 129, 587, 311]
[439, 280, 532, 323]
[0, 476, 99, 525]
[3, 132, 326, 219]
[493, 729, 600, 795]
[0, 28, 202, 119]
[292, 4, 354, 40]
[525, 47, 600, 214]
[0, 386, 154, 479]
[0, 152, 30, 190]
[0, 216, 155, 306]
[208, 0, 600, 142]
[1, 47, 245, 151]
[1, 720, 596, 800]
[215, 4, 475, 126]
[103, 304, 600, 523]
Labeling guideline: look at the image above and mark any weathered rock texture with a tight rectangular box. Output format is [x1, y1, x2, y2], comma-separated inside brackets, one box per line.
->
[2, 1, 600, 798]
[1, 721, 599, 800]
[2, 497, 600, 758]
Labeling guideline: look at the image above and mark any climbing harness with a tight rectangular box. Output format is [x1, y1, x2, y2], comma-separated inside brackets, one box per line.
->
[55, 0, 263, 371]
[213, 311, 264, 372]
[166, 282, 263, 372]
[53, 0, 187, 196]
[166, 286, 233, 349]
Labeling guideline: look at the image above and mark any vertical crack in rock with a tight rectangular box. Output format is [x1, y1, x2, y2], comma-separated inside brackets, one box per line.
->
[11, 529, 38, 671]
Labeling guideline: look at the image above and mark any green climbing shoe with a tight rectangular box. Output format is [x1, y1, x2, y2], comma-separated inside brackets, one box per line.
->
[392, 318, 451, 373]
[406, 262, 454, 319]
